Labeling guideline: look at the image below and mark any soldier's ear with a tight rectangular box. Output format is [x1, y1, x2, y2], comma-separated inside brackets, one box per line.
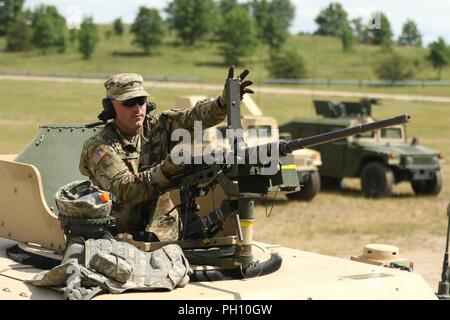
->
[98, 98, 116, 122]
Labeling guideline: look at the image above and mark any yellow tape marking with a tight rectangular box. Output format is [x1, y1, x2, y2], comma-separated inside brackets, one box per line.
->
[278, 164, 297, 170]
[240, 221, 254, 227]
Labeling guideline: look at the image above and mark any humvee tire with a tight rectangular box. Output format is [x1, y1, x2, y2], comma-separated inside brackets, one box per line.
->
[287, 171, 321, 201]
[361, 162, 394, 198]
[411, 171, 443, 196]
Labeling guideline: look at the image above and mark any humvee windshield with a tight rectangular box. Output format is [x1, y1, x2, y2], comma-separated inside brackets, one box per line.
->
[380, 127, 403, 140]
[355, 131, 375, 139]
[353, 126, 404, 143]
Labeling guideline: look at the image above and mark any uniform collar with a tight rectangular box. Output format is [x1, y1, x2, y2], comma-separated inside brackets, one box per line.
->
[111, 122, 142, 152]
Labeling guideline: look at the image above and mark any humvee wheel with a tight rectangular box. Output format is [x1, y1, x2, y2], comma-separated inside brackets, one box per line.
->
[411, 171, 443, 196]
[361, 162, 394, 198]
[286, 171, 321, 201]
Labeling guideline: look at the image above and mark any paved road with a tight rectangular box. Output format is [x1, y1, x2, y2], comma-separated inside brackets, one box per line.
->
[1, 74, 450, 103]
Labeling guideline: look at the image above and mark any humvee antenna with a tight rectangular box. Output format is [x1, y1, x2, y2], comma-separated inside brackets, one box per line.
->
[437, 202, 450, 299]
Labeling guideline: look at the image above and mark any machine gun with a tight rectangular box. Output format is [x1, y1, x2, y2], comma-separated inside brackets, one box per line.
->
[143, 77, 410, 271]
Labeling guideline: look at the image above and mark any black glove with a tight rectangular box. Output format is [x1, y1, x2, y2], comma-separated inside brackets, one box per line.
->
[220, 66, 254, 108]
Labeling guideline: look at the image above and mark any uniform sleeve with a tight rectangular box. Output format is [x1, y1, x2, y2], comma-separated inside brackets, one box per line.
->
[82, 145, 161, 205]
[162, 97, 227, 133]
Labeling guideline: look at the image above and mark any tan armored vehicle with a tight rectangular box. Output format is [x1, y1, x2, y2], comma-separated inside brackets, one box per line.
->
[174, 96, 322, 201]
[0, 144, 438, 300]
[0, 147, 439, 300]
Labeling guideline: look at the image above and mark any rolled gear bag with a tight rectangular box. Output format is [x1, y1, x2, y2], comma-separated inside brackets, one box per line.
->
[55, 180, 114, 240]
[29, 238, 192, 300]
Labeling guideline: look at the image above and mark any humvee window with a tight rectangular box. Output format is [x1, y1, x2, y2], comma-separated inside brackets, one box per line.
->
[355, 131, 375, 139]
[381, 128, 402, 139]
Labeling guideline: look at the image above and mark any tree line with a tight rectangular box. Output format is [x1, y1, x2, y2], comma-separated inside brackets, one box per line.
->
[312, 2, 450, 80]
[0, 0, 295, 62]
[1, 0, 98, 58]
[0, 0, 449, 80]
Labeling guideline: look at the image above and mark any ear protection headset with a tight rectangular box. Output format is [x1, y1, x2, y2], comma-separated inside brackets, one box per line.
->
[98, 98, 157, 123]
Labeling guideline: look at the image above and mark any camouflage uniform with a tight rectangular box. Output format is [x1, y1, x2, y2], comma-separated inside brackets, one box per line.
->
[79, 74, 227, 241]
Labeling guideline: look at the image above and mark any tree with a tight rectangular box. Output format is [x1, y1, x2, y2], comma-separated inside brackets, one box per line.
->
[375, 54, 415, 82]
[217, 6, 258, 65]
[113, 18, 124, 36]
[31, 5, 67, 53]
[398, 19, 422, 47]
[340, 27, 353, 52]
[314, 2, 350, 37]
[78, 17, 98, 59]
[69, 28, 78, 45]
[250, 0, 295, 50]
[266, 47, 307, 79]
[367, 12, 393, 51]
[5, 14, 31, 51]
[0, 0, 24, 36]
[165, 0, 217, 45]
[427, 37, 449, 79]
[130, 7, 166, 54]
[219, 0, 239, 14]
[350, 17, 370, 43]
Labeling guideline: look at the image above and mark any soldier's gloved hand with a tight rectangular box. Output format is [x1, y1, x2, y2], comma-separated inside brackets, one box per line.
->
[148, 153, 189, 188]
[219, 65, 254, 109]
[160, 153, 188, 178]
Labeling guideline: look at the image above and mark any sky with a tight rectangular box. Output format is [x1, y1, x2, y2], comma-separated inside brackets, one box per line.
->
[24, 0, 450, 46]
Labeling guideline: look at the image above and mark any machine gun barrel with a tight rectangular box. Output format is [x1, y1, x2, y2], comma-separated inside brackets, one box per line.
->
[278, 114, 410, 156]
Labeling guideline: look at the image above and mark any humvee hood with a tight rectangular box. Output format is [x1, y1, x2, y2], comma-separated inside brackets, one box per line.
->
[357, 143, 439, 156]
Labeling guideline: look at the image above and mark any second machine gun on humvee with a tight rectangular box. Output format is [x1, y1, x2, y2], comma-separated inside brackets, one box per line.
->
[119, 78, 411, 279]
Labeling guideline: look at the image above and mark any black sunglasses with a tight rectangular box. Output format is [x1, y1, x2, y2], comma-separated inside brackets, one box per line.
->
[121, 97, 147, 108]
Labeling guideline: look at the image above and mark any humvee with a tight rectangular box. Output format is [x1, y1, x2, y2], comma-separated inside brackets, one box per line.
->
[279, 99, 445, 198]
[174, 96, 322, 201]
[0, 125, 439, 300]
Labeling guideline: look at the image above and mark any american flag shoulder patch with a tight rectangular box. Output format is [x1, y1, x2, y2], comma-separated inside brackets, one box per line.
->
[91, 148, 107, 165]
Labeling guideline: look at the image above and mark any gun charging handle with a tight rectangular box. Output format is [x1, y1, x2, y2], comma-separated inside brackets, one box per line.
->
[437, 202, 450, 299]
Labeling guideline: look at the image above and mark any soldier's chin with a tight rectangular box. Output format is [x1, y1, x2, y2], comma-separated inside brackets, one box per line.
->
[133, 118, 144, 127]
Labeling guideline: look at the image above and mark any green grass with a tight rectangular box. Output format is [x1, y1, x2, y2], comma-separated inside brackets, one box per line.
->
[0, 25, 449, 96]
[0, 79, 449, 155]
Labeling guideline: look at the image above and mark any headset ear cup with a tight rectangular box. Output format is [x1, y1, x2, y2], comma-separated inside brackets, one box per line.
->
[98, 98, 116, 121]
[107, 99, 115, 118]
[146, 102, 156, 114]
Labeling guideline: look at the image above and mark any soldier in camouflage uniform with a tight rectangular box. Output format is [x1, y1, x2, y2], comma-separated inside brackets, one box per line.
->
[79, 67, 253, 242]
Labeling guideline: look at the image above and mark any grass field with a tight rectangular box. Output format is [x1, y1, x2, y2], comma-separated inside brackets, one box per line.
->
[0, 76, 449, 289]
[1, 25, 450, 97]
